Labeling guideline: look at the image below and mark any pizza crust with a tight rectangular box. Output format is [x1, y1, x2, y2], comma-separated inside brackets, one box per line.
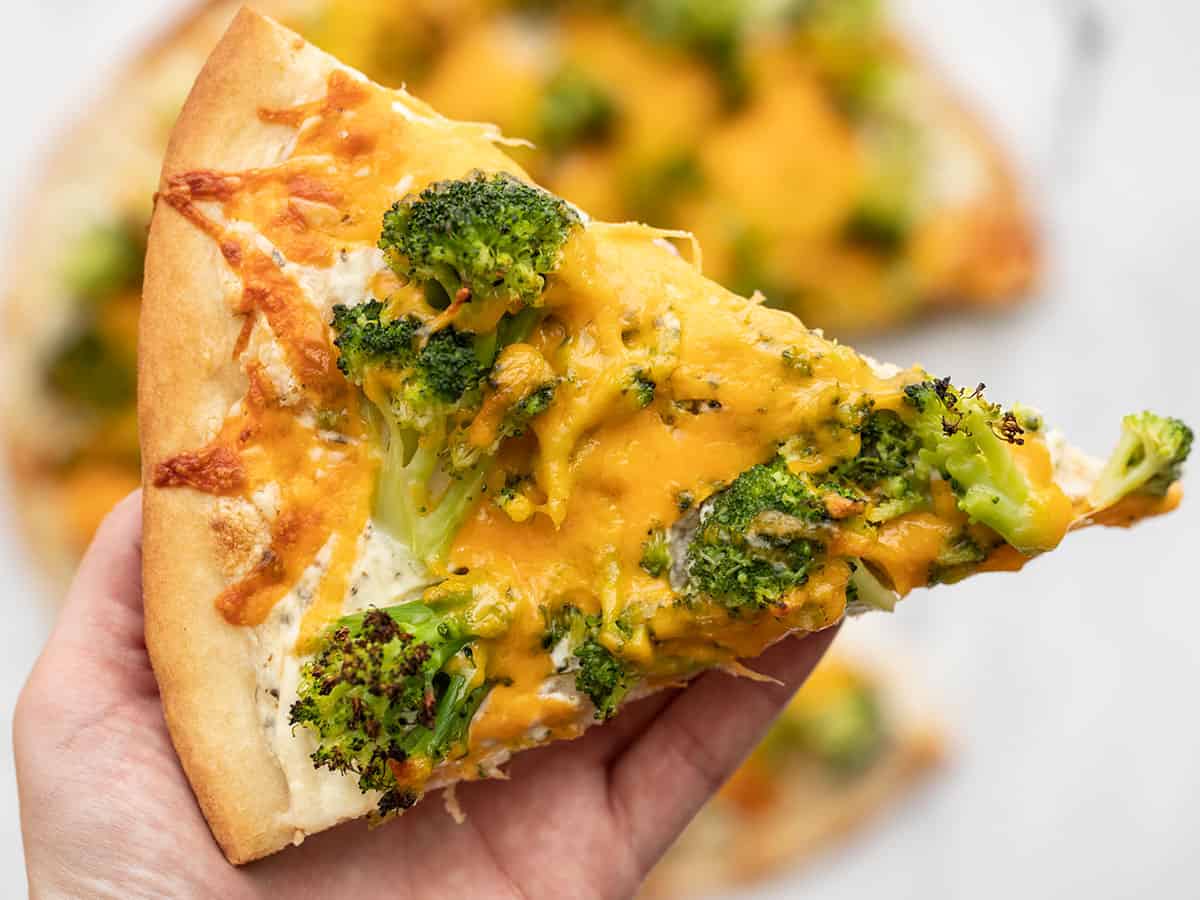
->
[902, 41, 1040, 307]
[140, 8, 342, 864]
[0, 0, 305, 593]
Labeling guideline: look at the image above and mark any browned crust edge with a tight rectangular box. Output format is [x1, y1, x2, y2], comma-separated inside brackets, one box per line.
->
[900, 38, 1042, 307]
[0, 0, 294, 595]
[140, 7, 339, 864]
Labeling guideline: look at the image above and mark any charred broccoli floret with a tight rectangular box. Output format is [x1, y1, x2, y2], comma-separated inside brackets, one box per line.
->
[538, 65, 619, 155]
[1090, 412, 1193, 509]
[684, 457, 827, 612]
[379, 171, 580, 327]
[903, 378, 1059, 552]
[289, 597, 490, 816]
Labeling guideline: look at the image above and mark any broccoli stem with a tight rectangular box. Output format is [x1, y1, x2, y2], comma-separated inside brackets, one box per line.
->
[1089, 413, 1194, 509]
[945, 404, 1036, 540]
[847, 560, 897, 612]
[373, 414, 488, 562]
[905, 380, 1066, 553]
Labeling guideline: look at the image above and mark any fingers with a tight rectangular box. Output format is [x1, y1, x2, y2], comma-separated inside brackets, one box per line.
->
[23, 491, 150, 703]
[606, 627, 838, 874]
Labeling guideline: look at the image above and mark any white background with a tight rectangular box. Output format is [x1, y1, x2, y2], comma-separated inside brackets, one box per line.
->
[1, 1, 1198, 897]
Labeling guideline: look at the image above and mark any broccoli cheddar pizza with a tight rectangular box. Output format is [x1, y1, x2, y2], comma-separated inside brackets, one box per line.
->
[7, 0, 1037, 584]
[141, 11, 1188, 865]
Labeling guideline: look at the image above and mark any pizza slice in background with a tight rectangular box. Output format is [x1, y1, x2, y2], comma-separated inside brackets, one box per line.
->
[2, 0, 1038, 586]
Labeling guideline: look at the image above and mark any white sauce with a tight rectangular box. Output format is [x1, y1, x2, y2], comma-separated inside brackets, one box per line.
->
[253, 523, 430, 836]
[293, 246, 390, 315]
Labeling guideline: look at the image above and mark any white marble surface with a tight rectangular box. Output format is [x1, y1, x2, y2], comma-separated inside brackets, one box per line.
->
[0, 1, 1197, 897]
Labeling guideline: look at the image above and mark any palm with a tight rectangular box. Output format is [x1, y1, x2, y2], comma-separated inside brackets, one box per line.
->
[15, 496, 833, 899]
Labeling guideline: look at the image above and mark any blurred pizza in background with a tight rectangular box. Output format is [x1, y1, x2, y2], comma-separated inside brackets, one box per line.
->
[2, 0, 1037, 584]
[642, 649, 945, 898]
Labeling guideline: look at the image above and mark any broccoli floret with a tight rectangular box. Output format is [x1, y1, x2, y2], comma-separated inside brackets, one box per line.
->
[414, 328, 488, 406]
[289, 597, 490, 817]
[626, 152, 706, 226]
[332, 299, 537, 561]
[575, 639, 632, 720]
[447, 344, 559, 471]
[46, 324, 137, 412]
[793, 0, 882, 34]
[843, 124, 920, 256]
[781, 347, 815, 377]
[540, 602, 589, 653]
[1089, 412, 1193, 509]
[835, 410, 917, 484]
[831, 409, 926, 523]
[797, 681, 885, 775]
[903, 377, 1063, 552]
[728, 228, 804, 310]
[843, 199, 909, 255]
[63, 220, 145, 302]
[684, 457, 827, 612]
[379, 171, 580, 328]
[538, 65, 619, 155]
[927, 532, 990, 586]
[625, 368, 657, 409]
[542, 604, 635, 720]
[493, 474, 537, 523]
[632, 0, 751, 102]
[506, 382, 556, 430]
[331, 301, 420, 381]
[336, 172, 565, 561]
[334, 301, 487, 429]
[640, 527, 671, 578]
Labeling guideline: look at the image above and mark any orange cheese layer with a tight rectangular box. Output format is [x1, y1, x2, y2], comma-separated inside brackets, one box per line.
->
[153, 71, 1064, 762]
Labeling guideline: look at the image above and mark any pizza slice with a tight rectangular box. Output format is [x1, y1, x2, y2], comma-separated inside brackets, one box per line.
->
[640, 645, 944, 897]
[140, 10, 1190, 864]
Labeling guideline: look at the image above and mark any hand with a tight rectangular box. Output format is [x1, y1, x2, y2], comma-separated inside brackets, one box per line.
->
[14, 493, 835, 899]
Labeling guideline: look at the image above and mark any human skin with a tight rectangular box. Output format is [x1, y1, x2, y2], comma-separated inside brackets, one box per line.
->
[14, 492, 835, 899]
